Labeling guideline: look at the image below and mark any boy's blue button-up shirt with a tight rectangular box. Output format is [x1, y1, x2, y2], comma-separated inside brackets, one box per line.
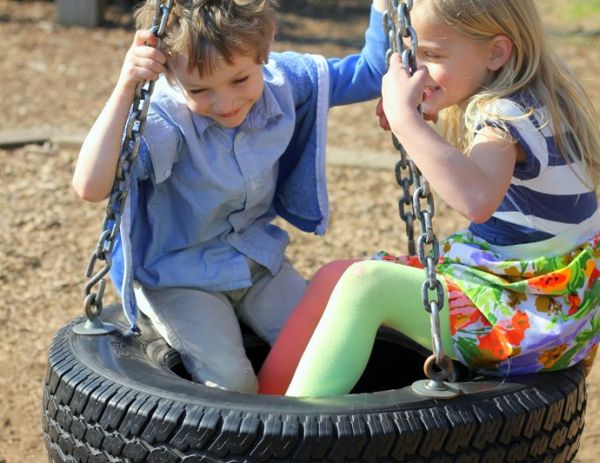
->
[111, 6, 388, 330]
[133, 67, 297, 290]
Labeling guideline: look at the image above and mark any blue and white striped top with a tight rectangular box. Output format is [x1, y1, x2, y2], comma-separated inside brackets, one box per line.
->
[469, 95, 598, 246]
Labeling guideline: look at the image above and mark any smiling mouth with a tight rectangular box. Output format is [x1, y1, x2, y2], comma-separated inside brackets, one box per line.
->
[422, 86, 439, 100]
[218, 108, 241, 118]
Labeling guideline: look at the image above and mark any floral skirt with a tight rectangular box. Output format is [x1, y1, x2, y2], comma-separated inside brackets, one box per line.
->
[376, 231, 600, 376]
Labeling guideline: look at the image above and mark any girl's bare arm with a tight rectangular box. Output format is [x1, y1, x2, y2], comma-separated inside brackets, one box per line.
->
[382, 55, 517, 223]
[373, 0, 387, 12]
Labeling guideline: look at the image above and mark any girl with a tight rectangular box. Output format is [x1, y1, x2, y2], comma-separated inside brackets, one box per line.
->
[258, 0, 600, 397]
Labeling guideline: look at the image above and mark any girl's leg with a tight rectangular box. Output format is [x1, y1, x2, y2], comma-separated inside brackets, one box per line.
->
[257, 260, 357, 394]
[286, 259, 454, 397]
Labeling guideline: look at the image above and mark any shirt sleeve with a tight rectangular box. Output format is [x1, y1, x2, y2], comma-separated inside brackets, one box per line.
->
[477, 98, 549, 180]
[327, 5, 388, 106]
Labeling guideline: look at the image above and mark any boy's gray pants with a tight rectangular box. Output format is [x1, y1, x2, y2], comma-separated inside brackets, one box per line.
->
[134, 257, 307, 393]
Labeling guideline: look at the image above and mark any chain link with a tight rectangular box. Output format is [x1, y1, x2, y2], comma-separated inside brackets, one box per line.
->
[80, 0, 174, 328]
[384, 0, 453, 383]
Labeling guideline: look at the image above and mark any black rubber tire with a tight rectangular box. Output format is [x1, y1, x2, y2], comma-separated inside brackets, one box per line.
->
[43, 304, 587, 463]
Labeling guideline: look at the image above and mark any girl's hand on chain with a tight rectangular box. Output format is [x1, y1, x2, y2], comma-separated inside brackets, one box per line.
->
[381, 53, 430, 131]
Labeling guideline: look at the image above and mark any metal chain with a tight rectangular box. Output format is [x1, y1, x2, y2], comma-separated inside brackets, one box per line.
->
[76, 0, 174, 334]
[383, 0, 453, 384]
[384, 0, 418, 255]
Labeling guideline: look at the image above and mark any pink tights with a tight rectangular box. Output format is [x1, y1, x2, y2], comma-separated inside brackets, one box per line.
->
[257, 260, 356, 394]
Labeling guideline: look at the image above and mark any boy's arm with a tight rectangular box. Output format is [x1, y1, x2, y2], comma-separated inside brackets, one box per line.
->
[73, 31, 166, 202]
[326, 1, 388, 107]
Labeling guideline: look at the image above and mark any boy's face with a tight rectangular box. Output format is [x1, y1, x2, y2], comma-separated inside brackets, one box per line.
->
[169, 52, 264, 128]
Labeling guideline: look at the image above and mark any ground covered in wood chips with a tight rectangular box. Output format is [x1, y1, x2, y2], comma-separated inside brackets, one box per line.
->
[1, 1, 600, 462]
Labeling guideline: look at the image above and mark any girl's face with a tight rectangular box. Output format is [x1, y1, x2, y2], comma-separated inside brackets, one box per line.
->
[409, 11, 501, 115]
[169, 52, 264, 128]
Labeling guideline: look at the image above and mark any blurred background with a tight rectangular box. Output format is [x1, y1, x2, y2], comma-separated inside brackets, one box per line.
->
[1, 1, 599, 462]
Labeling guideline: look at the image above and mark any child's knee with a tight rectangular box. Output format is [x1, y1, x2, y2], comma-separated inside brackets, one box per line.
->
[186, 356, 259, 393]
[339, 260, 386, 289]
[211, 367, 259, 393]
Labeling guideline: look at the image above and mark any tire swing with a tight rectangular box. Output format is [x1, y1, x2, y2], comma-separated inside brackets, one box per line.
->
[42, 1, 588, 462]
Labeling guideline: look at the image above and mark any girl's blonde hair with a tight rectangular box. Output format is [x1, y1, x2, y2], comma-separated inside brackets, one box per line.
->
[417, 0, 600, 185]
[135, 0, 277, 76]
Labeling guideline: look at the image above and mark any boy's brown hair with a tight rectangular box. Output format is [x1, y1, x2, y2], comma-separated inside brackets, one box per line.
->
[135, 0, 278, 76]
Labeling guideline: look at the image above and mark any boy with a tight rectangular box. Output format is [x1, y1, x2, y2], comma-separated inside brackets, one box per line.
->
[73, 0, 388, 392]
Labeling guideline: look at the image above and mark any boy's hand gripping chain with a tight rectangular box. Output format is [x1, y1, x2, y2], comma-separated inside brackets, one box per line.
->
[383, 0, 459, 398]
[73, 0, 174, 336]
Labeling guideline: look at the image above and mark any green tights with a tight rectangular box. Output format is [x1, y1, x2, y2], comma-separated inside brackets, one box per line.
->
[282, 259, 455, 397]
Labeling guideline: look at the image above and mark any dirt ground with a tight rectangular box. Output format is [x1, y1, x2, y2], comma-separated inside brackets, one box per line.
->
[1, 1, 599, 462]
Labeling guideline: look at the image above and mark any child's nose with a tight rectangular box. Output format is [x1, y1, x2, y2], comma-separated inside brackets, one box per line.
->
[212, 93, 235, 112]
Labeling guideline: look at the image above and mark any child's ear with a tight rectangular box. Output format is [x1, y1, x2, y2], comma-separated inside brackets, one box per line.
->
[487, 35, 513, 71]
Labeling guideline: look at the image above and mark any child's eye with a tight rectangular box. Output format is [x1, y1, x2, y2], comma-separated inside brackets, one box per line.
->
[190, 88, 207, 95]
[233, 76, 249, 85]
[423, 51, 441, 59]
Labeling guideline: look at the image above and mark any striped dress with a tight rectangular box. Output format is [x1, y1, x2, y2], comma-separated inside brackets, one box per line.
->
[469, 96, 597, 245]
[384, 94, 600, 376]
